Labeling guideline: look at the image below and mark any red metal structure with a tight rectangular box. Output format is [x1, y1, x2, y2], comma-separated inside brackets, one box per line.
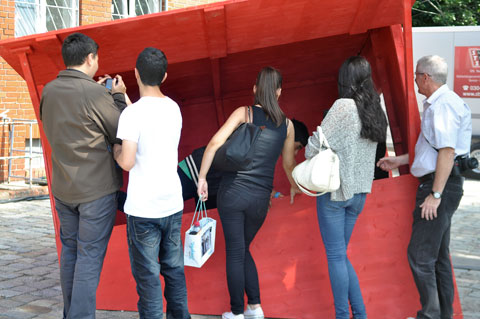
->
[0, 0, 464, 317]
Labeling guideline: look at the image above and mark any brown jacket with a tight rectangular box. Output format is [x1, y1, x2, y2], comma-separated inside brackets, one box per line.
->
[40, 69, 127, 203]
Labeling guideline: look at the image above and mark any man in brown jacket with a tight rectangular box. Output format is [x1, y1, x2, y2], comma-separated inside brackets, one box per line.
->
[40, 32, 128, 319]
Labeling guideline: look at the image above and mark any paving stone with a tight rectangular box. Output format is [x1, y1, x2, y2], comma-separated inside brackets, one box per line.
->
[19, 267, 54, 277]
[17, 304, 51, 315]
[24, 279, 58, 290]
[0, 289, 24, 298]
[27, 299, 59, 308]
[30, 287, 61, 299]
[0, 255, 19, 261]
[0, 279, 22, 290]
[31, 260, 52, 267]
[0, 272, 22, 280]
[0, 310, 36, 319]
[10, 294, 40, 304]
[10, 285, 39, 294]
[0, 298, 24, 309]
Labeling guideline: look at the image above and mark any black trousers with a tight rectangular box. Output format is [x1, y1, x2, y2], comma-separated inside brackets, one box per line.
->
[217, 186, 270, 315]
[408, 175, 464, 319]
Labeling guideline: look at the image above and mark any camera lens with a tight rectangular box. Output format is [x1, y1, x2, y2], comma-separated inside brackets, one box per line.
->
[465, 157, 479, 170]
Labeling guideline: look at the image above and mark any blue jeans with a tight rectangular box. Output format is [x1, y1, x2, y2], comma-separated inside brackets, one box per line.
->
[127, 211, 190, 319]
[316, 193, 367, 319]
[408, 175, 464, 319]
[55, 192, 117, 319]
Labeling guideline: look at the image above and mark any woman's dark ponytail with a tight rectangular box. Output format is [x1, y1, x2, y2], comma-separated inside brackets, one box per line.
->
[253, 67, 285, 127]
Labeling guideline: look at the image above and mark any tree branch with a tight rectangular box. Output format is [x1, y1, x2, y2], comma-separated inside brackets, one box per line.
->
[428, 0, 443, 15]
[412, 7, 440, 16]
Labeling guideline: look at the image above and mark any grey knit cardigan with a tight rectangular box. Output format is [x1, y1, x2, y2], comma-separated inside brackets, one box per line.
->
[305, 98, 377, 201]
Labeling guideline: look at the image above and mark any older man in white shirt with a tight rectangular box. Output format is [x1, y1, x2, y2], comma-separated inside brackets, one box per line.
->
[377, 55, 472, 319]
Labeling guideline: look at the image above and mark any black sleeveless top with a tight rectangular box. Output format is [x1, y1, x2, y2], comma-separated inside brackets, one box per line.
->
[220, 105, 288, 197]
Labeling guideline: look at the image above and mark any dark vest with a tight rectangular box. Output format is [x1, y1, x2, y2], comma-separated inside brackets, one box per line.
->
[220, 106, 287, 197]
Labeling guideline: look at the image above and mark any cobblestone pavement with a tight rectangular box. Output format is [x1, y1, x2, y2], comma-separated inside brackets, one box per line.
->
[0, 180, 479, 319]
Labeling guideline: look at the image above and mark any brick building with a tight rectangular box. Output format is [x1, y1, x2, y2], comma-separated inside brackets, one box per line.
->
[0, 0, 221, 184]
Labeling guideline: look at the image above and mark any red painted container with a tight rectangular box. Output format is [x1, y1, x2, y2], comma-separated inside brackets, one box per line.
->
[0, 0, 464, 318]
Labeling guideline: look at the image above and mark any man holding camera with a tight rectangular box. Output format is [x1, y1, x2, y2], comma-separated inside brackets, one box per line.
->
[377, 55, 472, 319]
[40, 32, 128, 319]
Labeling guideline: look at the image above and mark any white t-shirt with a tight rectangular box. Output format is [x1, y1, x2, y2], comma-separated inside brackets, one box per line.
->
[117, 96, 183, 218]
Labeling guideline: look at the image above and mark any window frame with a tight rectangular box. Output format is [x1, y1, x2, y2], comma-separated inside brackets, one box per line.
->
[15, 0, 79, 37]
[111, 0, 166, 20]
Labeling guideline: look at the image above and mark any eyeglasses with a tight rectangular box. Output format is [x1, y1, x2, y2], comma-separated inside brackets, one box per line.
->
[415, 72, 431, 77]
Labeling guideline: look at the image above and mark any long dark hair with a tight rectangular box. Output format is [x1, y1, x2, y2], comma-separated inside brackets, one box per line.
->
[253, 67, 285, 127]
[337, 56, 387, 143]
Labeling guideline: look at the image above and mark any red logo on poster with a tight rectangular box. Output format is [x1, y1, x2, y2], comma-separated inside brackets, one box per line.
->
[454, 46, 480, 98]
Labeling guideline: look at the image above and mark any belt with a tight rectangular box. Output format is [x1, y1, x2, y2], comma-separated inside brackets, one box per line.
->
[418, 173, 435, 184]
[418, 170, 462, 184]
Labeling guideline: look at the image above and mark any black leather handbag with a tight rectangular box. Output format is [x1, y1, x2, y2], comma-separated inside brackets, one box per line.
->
[212, 106, 263, 172]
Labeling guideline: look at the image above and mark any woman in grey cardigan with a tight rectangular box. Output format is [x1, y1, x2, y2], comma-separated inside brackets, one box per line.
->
[305, 56, 387, 319]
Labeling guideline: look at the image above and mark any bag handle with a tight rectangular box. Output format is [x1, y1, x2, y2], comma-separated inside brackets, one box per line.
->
[317, 126, 331, 149]
[293, 176, 327, 197]
[190, 196, 208, 228]
[244, 106, 253, 123]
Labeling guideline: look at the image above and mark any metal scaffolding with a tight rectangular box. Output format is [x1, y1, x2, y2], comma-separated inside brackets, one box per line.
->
[0, 115, 44, 187]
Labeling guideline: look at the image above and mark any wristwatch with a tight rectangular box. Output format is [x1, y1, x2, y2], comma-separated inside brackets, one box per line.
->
[431, 191, 442, 199]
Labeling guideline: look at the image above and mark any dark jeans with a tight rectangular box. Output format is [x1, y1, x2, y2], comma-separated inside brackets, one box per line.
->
[127, 211, 190, 319]
[217, 187, 270, 315]
[55, 192, 117, 319]
[316, 193, 367, 319]
[408, 175, 464, 319]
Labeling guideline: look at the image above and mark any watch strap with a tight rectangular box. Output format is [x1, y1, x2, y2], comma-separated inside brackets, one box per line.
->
[431, 191, 442, 199]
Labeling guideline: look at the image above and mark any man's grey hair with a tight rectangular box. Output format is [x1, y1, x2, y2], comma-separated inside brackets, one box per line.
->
[416, 55, 448, 85]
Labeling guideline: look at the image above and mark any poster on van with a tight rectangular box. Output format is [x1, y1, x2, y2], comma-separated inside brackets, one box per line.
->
[454, 46, 480, 98]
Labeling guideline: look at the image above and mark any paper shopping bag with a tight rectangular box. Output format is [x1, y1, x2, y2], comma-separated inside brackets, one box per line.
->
[184, 199, 217, 268]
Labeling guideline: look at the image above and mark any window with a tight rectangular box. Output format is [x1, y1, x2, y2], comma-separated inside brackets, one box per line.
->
[15, 0, 79, 37]
[112, 0, 166, 20]
[24, 138, 44, 169]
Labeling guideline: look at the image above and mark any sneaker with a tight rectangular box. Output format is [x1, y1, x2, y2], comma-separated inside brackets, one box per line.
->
[244, 305, 264, 319]
[222, 312, 244, 319]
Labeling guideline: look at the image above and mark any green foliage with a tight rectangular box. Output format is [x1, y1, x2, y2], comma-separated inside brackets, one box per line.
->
[412, 0, 480, 26]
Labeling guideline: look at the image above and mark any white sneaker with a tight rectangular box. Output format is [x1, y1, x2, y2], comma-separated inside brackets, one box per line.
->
[222, 312, 244, 319]
[244, 305, 264, 319]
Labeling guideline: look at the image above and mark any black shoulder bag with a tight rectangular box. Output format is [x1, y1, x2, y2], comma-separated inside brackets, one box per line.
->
[212, 106, 263, 172]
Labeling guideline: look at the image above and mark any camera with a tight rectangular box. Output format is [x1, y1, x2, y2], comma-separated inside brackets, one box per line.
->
[452, 154, 479, 176]
[105, 78, 114, 90]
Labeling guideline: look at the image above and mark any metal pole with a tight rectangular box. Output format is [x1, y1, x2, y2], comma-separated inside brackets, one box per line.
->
[8, 123, 14, 183]
[29, 123, 33, 187]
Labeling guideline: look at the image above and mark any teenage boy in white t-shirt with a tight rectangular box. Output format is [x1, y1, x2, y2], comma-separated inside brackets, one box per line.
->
[113, 47, 190, 319]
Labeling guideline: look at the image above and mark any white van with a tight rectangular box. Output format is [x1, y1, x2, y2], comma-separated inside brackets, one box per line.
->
[413, 26, 480, 179]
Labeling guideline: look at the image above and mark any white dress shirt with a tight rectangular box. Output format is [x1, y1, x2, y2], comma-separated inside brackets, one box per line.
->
[410, 85, 472, 177]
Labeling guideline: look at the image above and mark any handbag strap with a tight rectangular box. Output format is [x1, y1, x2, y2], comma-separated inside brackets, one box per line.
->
[293, 175, 327, 197]
[190, 196, 208, 228]
[317, 126, 331, 149]
[244, 106, 253, 123]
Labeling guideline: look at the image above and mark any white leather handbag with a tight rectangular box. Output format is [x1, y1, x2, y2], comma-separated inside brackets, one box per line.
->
[292, 126, 340, 196]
